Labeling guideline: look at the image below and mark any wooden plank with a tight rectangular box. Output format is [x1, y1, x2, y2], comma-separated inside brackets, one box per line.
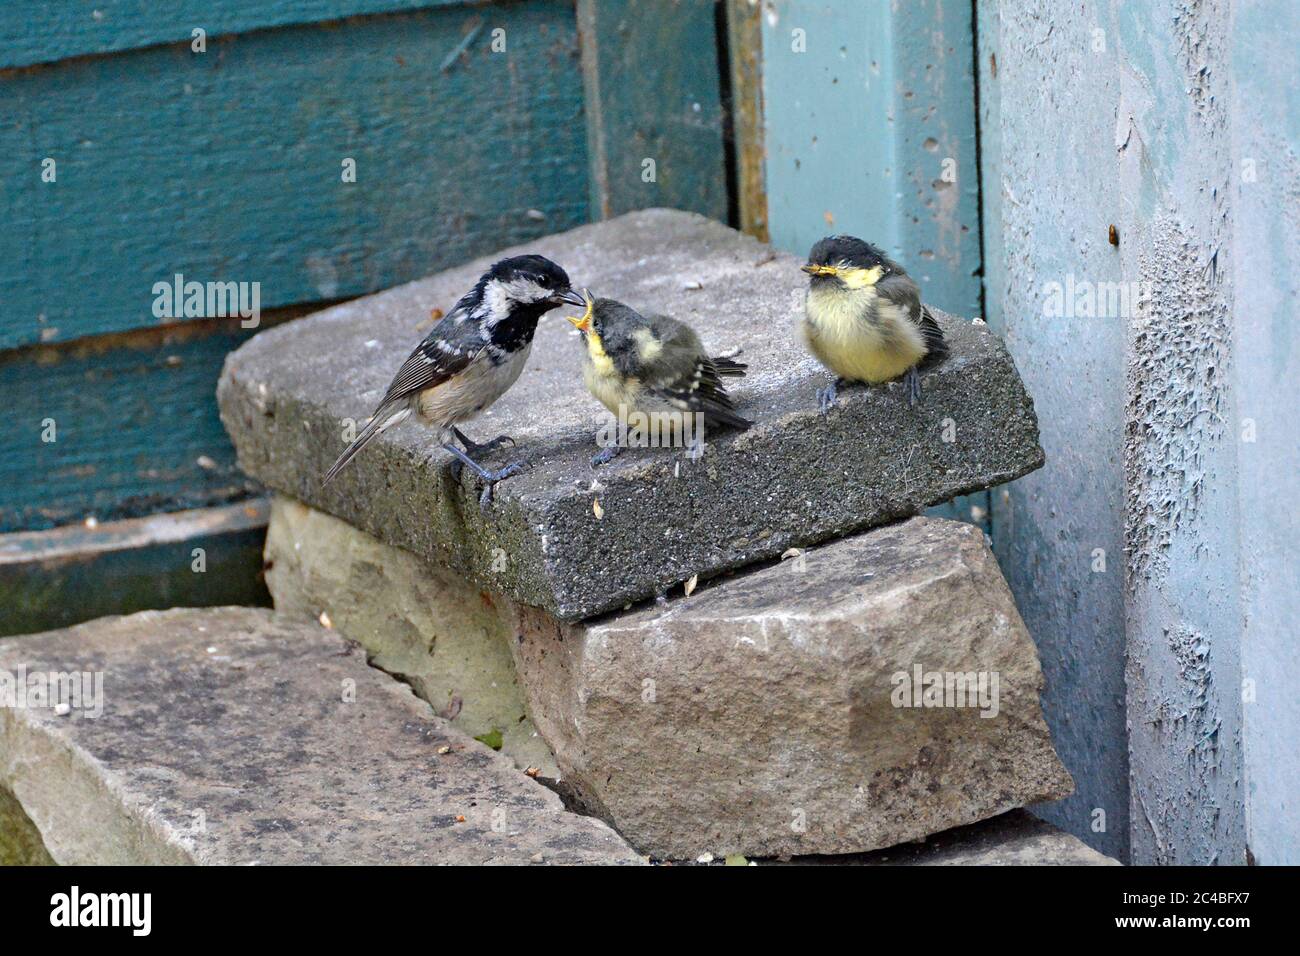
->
[0, 1, 466, 70]
[0, 500, 270, 638]
[0, 317, 272, 532]
[759, 0, 981, 317]
[576, 0, 728, 221]
[1, 0, 588, 349]
[724, 0, 769, 241]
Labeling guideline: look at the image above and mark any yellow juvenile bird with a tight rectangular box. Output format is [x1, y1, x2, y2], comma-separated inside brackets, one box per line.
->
[799, 235, 948, 410]
[567, 293, 751, 465]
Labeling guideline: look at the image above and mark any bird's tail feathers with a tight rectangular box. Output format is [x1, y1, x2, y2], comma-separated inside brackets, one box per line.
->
[917, 305, 949, 370]
[704, 405, 754, 431]
[711, 354, 748, 377]
[321, 403, 411, 486]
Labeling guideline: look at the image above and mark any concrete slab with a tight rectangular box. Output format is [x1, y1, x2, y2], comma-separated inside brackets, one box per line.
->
[219, 209, 1043, 621]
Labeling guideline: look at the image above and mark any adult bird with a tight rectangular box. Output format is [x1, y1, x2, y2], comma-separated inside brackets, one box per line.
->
[322, 254, 586, 506]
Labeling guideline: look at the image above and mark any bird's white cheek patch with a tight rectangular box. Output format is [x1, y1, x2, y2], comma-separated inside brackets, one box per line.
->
[840, 265, 884, 289]
[633, 328, 663, 362]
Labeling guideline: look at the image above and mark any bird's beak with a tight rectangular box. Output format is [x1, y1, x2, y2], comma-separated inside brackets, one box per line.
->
[802, 264, 836, 277]
[556, 287, 588, 308]
[565, 291, 593, 333]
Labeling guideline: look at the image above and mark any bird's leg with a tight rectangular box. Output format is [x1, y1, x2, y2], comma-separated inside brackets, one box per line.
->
[902, 367, 922, 406]
[442, 443, 528, 511]
[590, 445, 624, 467]
[817, 377, 848, 413]
[447, 427, 516, 482]
[452, 426, 515, 457]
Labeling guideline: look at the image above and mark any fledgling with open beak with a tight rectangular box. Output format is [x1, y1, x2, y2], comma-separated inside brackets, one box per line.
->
[566, 293, 752, 466]
[799, 235, 948, 410]
[322, 254, 586, 506]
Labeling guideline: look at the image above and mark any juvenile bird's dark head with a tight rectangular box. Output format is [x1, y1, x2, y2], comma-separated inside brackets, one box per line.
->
[566, 294, 636, 336]
[566, 294, 647, 360]
[802, 235, 897, 289]
[482, 255, 586, 311]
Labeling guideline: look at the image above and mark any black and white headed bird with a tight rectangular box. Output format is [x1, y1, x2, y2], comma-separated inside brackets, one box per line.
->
[567, 293, 751, 466]
[322, 254, 585, 504]
[800, 235, 948, 409]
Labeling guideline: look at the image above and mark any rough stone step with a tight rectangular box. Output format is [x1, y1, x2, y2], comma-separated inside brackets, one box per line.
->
[260, 497, 1072, 860]
[264, 497, 558, 777]
[218, 209, 1044, 622]
[767, 810, 1119, 866]
[0, 608, 642, 865]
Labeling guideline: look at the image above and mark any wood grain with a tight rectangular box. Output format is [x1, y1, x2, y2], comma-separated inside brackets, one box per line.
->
[1, 1, 588, 349]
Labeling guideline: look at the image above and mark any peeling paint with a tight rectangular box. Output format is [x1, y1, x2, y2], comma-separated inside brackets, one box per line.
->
[1124, 218, 1229, 587]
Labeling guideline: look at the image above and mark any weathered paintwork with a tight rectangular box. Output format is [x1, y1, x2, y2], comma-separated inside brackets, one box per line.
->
[0, 319, 269, 532]
[0, 500, 270, 638]
[0, 1, 467, 69]
[2, 1, 588, 350]
[576, 0, 728, 222]
[981, 0, 1298, 865]
[1230, 0, 1300, 868]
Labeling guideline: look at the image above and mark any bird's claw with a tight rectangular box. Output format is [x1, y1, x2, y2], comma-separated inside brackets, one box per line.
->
[474, 434, 516, 454]
[817, 381, 839, 413]
[590, 445, 623, 467]
[477, 461, 527, 513]
[902, 368, 922, 406]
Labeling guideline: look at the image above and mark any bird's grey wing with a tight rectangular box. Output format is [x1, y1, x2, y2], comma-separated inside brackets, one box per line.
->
[643, 316, 752, 429]
[876, 273, 923, 323]
[878, 274, 947, 364]
[379, 308, 483, 408]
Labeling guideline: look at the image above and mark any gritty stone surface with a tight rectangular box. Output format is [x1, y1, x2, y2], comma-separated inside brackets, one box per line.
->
[0, 607, 641, 865]
[774, 811, 1119, 866]
[510, 516, 1073, 860]
[264, 496, 558, 777]
[218, 209, 1044, 621]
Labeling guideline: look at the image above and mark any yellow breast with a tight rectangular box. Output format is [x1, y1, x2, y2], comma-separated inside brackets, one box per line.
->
[801, 285, 926, 384]
[583, 332, 641, 415]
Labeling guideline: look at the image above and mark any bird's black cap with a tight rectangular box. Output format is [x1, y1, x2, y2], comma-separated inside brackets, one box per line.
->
[488, 254, 572, 291]
[807, 235, 888, 269]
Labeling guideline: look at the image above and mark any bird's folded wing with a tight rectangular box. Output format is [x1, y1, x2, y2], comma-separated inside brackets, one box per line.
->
[379, 313, 482, 406]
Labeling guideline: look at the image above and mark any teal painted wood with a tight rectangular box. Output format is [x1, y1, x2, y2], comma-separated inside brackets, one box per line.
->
[0, 1, 467, 69]
[1, 0, 588, 349]
[0, 322, 264, 532]
[577, 0, 728, 221]
[0, 500, 271, 638]
[759, 0, 981, 318]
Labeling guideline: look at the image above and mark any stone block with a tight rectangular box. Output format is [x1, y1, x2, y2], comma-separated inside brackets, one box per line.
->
[263, 496, 557, 777]
[0, 607, 641, 865]
[509, 517, 1073, 859]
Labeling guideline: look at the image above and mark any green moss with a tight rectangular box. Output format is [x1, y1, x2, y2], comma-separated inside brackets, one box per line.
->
[0, 787, 55, 865]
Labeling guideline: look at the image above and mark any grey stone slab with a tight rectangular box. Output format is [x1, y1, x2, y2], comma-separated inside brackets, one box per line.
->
[510, 516, 1074, 860]
[0, 607, 641, 865]
[219, 209, 1044, 621]
[770, 811, 1120, 866]
[263, 496, 559, 777]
